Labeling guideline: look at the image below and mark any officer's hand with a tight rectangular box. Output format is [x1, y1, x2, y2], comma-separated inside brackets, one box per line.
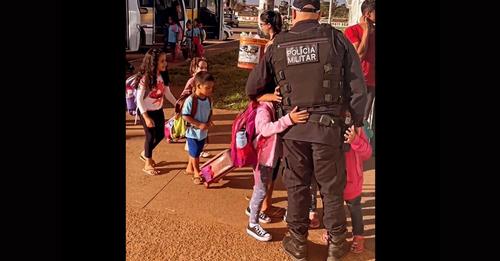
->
[344, 125, 357, 144]
[289, 106, 309, 124]
[274, 86, 281, 97]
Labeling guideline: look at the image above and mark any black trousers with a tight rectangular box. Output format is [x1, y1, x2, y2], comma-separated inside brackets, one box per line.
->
[282, 139, 347, 236]
[139, 109, 165, 158]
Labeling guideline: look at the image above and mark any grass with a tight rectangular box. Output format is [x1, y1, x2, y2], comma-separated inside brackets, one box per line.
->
[168, 48, 251, 111]
[239, 21, 258, 27]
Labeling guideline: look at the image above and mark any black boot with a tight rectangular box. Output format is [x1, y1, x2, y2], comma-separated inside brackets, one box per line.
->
[326, 231, 348, 261]
[282, 229, 308, 261]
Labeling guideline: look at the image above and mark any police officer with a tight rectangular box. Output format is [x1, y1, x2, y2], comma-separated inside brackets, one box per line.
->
[245, 0, 367, 260]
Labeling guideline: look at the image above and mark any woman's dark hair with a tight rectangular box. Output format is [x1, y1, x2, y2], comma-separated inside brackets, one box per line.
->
[136, 48, 166, 91]
[260, 10, 283, 34]
[361, 0, 375, 15]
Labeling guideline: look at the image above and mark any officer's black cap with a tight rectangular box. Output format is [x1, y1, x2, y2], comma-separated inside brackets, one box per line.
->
[292, 0, 321, 12]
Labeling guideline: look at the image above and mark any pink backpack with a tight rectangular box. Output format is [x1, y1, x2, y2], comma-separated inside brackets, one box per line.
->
[230, 101, 273, 168]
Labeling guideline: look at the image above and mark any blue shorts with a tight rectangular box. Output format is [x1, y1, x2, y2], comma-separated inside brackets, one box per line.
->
[187, 137, 206, 158]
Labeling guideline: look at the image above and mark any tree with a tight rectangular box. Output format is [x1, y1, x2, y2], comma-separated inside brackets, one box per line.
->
[332, 4, 348, 18]
[234, 3, 245, 12]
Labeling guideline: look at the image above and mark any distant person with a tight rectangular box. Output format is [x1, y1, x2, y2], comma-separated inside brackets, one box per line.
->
[344, 0, 375, 122]
[164, 16, 181, 61]
[193, 19, 205, 57]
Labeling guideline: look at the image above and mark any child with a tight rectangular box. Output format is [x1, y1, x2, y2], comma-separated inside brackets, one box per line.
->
[164, 16, 180, 61]
[184, 20, 194, 60]
[198, 21, 207, 45]
[181, 71, 215, 184]
[136, 48, 178, 175]
[315, 111, 372, 253]
[193, 19, 205, 57]
[246, 101, 309, 242]
[245, 87, 285, 220]
[181, 57, 211, 158]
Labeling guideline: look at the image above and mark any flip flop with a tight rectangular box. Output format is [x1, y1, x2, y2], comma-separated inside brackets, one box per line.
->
[192, 176, 204, 185]
[200, 151, 211, 158]
[140, 154, 156, 166]
[142, 167, 159, 176]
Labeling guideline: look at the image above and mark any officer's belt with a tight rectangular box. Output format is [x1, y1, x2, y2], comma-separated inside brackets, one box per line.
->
[306, 114, 341, 127]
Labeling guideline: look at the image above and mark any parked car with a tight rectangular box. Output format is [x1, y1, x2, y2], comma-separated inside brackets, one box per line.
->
[222, 24, 233, 40]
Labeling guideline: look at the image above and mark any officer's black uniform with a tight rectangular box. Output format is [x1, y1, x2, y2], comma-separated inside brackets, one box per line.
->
[246, 9, 367, 261]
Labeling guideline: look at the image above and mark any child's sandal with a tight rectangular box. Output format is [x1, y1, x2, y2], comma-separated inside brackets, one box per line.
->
[192, 176, 204, 185]
[142, 167, 159, 176]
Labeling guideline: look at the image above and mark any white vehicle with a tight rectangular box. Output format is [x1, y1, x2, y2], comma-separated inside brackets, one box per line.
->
[222, 24, 233, 41]
[126, 0, 227, 52]
[126, 0, 142, 51]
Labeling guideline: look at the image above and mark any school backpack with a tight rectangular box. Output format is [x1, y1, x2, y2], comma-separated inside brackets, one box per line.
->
[125, 74, 140, 115]
[164, 115, 188, 142]
[125, 74, 152, 115]
[230, 101, 272, 168]
[165, 94, 212, 142]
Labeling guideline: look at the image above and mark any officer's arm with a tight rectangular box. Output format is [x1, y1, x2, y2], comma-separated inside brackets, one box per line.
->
[245, 51, 274, 100]
[340, 34, 367, 127]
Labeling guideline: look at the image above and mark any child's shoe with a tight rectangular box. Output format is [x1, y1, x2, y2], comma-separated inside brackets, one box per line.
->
[246, 224, 272, 241]
[192, 175, 204, 185]
[350, 235, 364, 253]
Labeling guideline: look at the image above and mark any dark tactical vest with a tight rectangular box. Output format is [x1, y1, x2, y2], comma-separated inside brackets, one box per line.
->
[272, 24, 347, 117]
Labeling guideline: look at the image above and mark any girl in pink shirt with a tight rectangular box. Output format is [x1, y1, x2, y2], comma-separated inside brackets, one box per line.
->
[246, 101, 309, 242]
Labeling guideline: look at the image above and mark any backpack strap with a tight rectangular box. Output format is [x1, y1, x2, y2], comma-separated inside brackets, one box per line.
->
[207, 96, 213, 122]
[190, 94, 198, 118]
[190, 94, 213, 123]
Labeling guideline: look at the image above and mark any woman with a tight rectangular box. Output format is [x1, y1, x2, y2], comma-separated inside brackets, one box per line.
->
[245, 10, 286, 219]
